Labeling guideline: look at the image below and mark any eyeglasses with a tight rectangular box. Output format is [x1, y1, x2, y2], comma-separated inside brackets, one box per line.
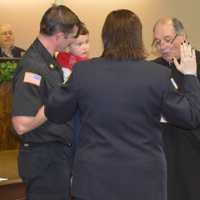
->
[0, 31, 13, 36]
[152, 34, 178, 48]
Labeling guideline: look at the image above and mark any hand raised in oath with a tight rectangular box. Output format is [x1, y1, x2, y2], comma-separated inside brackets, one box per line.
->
[173, 42, 197, 76]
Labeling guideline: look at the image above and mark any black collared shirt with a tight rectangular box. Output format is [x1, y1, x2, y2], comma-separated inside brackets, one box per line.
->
[12, 38, 73, 144]
[0, 46, 25, 57]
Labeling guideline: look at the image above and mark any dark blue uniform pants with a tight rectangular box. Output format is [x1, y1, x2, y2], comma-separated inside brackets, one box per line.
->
[18, 142, 73, 200]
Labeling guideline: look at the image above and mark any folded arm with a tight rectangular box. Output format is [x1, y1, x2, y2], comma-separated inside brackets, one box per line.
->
[12, 105, 47, 135]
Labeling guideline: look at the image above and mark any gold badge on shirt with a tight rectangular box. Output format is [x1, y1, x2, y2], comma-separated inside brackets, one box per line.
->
[49, 64, 54, 69]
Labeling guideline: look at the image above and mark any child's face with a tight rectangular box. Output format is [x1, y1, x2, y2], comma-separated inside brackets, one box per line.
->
[68, 34, 89, 57]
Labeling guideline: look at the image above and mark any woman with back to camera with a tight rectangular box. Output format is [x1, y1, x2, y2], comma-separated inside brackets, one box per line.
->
[45, 9, 200, 200]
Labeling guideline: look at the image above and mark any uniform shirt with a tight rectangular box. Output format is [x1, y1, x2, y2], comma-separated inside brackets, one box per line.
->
[12, 39, 73, 145]
[0, 46, 25, 57]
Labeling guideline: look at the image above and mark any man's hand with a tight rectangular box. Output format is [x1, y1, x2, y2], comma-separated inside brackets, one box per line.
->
[173, 42, 197, 76]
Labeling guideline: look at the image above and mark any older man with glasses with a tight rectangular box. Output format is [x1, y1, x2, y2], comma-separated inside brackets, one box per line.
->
[152, 17, 200, 200]
[0, 24, 25, 57]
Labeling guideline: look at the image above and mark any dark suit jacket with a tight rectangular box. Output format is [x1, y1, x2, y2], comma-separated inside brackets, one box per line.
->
[154, 50, 200, 140]
[153, 51, 200, 200]
[45, 58, 200, 200]
[0, 46, 25, 57]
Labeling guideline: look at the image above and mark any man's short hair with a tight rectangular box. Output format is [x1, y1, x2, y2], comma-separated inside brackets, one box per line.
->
[153, 17, 185, 35]
[40, 5, 81, 36]
[171, 18, 185, 35]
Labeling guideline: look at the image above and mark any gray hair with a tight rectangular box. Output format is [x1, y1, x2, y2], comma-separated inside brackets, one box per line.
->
[153, 17, 185, 35]
[171, 18, 185, 35]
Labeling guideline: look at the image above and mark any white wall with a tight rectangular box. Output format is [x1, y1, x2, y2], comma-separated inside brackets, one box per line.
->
[0, 0, 200, 57]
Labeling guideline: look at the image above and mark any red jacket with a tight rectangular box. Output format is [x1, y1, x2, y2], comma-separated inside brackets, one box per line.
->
[57, 52, 88, 70]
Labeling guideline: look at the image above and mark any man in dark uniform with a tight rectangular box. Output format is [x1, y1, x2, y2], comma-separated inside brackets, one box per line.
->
[152, 17, 200, 200]
[12, 5, 81, 200]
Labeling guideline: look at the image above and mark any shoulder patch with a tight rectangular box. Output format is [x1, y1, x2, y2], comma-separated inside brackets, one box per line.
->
[23, 72, 41, 86]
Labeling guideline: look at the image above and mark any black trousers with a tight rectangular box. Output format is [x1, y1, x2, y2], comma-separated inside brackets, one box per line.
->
[18, 142, 73, 200]
[162, 124, 200, 200]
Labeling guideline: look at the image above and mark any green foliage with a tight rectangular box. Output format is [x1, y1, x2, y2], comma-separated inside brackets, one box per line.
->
[0, 61, 17, 84]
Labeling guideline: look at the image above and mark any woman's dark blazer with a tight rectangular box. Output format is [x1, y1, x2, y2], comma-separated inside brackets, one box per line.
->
[45, 58, 200, 200]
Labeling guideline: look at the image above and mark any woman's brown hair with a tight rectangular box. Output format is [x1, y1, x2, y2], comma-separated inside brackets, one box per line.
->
[101, 9, 146, 60]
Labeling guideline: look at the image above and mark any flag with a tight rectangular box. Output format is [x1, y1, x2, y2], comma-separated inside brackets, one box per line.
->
[24, 72, 41, 86]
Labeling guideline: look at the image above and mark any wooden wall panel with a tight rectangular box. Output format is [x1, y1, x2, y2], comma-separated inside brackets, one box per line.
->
[0, 83, 19, 151]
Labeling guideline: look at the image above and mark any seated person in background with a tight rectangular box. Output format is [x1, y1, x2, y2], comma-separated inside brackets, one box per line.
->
[0, 24, 25, 57]
[57, 24, 89, 80]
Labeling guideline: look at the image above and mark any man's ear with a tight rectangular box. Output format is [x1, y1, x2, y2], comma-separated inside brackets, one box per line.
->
[180, 32, 187, 41]
[54, 32, 64, 41]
